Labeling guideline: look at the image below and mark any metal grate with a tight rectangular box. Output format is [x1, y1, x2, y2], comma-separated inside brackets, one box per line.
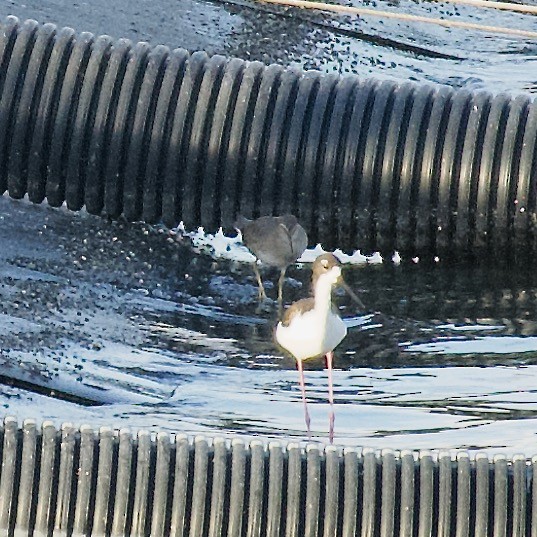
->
[0, 417, 532, 536]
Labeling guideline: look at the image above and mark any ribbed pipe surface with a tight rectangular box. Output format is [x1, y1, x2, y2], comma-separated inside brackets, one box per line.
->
[0, 417, 533, 537]
[0, 16, 536, 256]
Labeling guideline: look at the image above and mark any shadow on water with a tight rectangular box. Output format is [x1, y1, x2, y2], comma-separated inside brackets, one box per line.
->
[3, 196, 537, 452]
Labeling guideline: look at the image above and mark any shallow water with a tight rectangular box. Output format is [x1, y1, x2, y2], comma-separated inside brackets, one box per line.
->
[3, 196, 537, 454]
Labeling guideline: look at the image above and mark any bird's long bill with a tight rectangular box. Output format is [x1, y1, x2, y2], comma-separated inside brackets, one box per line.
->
[339, 279, 366, 310]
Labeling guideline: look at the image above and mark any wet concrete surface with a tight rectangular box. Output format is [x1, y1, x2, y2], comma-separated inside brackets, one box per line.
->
[0, 0, 535, 94]
[4, 195, 537, 452]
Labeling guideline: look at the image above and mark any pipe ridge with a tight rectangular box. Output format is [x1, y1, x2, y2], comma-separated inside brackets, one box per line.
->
[416, 85, 453, 256]
[456, 91, 492, 255]
[65, 34, 114, 211]
[147, 47, 189, 225]
[502, 95, 531, 253]
[332, 77, 361, 250]
[102, 40, 151, 218]
[232, 62, 280, 223]
[123, 44, 170, 222]
[45, 31, 94, 206]
[203, 57, 246, 230]
[323, 76, 359, 251]
[482, 93, 512, 252]
[84, 37, 132, 214]
[258, 67, 301, 218]
[271, 68, 303, 219]
[0, 19, 39, 195]
[396, 84, 434, 254]
[0, 18, 20, 107]
[279, 69, 320, 226]
[360, 79, 397, 253]
[514, 99, 537, 252]
[309, 72, 340, 248]
[286, 70, 321, 237]
[182, 53, 228, 229]
[438, 88, 473, 255]
[8, 22, 57, 200]
[220, 60, 265, 227]
[380, 81, 416, 254]
[27, 26, 76, 204]
[161, 50, 208, 227]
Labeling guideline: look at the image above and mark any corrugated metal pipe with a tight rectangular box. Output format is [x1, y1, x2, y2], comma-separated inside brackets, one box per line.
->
[0, 417, 532, 536]
[0, 16, 536, 256]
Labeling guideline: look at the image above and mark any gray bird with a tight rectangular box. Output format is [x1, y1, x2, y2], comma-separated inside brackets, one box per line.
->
[235, 215, 308, 303]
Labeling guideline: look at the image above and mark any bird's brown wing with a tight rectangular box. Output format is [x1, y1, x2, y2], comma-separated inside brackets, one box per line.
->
[240, 217, 278, 256]
[277, 214, 298, 229]
[277, 216, 308, 260]
[289, 222, 308, 258]
[281, 297, 315, 326]
[277, 223, 295, 259]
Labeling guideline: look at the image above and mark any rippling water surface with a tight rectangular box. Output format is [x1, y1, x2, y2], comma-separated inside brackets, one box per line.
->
[3, 196, 537, 454]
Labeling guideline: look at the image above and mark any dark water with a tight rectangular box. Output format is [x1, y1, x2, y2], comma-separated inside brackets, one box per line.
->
[3, 196, 537, 454]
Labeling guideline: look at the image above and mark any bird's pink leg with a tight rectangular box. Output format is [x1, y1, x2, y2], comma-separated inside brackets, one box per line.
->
[326, 351, 335, 444]
[297, 359, 312, 440]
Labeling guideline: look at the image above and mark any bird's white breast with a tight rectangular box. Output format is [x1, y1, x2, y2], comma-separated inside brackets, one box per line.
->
[276, 309, 347, 361]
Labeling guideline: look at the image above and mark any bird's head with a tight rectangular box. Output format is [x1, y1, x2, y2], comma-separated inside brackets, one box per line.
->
[312, 253, 366, 310]
[312, 253, 342, 287]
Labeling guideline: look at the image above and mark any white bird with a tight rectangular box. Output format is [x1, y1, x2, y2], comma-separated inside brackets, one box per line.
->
[275, 253, 357, 443]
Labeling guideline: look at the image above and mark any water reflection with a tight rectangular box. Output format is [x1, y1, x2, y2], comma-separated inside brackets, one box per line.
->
[4, 196, 537, 452]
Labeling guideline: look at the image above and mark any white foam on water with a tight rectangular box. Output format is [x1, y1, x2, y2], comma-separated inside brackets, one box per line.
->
[173, 223, 402, 266]
[405, 335, 537, 355]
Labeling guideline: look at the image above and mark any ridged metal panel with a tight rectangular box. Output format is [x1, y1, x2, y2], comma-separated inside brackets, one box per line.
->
[0, 418, 534, 536]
